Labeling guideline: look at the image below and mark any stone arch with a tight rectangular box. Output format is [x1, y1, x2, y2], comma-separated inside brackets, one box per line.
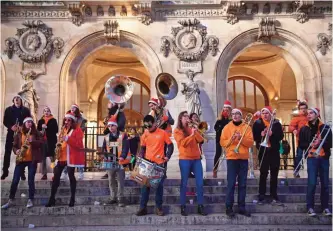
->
[0, 58, 6, 133]
[216, 28, 323, 119]
[58, 30, 162, 119]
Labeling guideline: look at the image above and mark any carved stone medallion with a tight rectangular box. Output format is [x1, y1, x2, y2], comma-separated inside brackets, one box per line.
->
[160, 18, 219, 62]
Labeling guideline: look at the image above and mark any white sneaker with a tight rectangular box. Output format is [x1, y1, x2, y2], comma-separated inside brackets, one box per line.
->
[78, 172, 84, 180]
[2, 199, 14, 209]
[26, 199, 33, 208]
[307, 208, 317, 217]
[323, 208, 332, 216]
[60, 172, 68, 181]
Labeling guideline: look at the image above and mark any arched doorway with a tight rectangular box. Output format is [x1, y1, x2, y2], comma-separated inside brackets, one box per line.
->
[58, 30, 162, 121]
[216, 28, 324, 120]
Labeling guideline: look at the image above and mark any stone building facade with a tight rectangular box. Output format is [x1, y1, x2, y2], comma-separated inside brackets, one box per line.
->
[1, 1, 332, 173]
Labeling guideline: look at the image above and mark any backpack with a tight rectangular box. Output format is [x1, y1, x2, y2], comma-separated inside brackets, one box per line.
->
[281, 140, 291, 155]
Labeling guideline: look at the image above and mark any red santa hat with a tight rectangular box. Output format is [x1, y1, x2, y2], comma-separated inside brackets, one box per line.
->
[107, 116, 118, 127]
[71, 104, 79, 109]
[223, 100, 232, 108]
[148, 98, 159, 106]
[23, 117, 34, 124]
[261, 106, 273, 115]
[309, 107, 320, 116]
[65, 112, 77, 122]
[231, 108, 242, 116]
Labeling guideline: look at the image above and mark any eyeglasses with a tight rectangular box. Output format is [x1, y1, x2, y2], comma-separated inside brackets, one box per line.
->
[143, 123, 153, 129]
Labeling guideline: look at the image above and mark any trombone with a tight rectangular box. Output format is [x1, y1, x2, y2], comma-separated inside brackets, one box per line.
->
[293, 121, 332, 176]
[234, 113, 254, 153]
[258, 109, 277, 169]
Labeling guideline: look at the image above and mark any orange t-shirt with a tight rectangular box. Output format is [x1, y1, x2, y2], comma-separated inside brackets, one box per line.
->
[289, 114, 308, 142]
[174, 127, 204, 160]
[21, 133, 32, 162]
[140, 128, 172, 164]
[220, 121, 254, 160]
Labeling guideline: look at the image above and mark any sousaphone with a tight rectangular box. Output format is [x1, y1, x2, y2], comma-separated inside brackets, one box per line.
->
[105, 75, 134, 105]
[155, 73, 178, 107]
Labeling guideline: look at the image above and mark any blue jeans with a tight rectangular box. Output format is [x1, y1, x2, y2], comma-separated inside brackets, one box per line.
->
[294, 147, 303, 172]
[306, 158, 330, 210]
[140, 175, 165, 209]
[63, 166, 84, 174]
[226, 159, 248, 210]
[179, 159, 204, 205]
[9, 161, 37, 199]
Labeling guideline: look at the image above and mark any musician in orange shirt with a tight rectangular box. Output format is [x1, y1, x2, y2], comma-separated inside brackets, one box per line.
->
[220, 108, 253, 218]
[289, 100, 308, 177]
[136, 115, 174, 216]
[174, 111, 207, 216]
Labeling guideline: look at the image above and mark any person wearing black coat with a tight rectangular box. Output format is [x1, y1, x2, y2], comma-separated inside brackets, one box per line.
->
[2, 95, 31, 180]
[37, 106, 58, 180]
[298, 107, 332, 217]
[212, 100, 232, 178]
[252, 106, 283, 205]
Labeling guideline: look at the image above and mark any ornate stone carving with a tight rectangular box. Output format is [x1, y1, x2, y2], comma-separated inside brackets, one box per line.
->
[160, 18, 219, 61]
[104, 20, 119, 44]
[97, 5, 104, 16]
[84, 6, 92, 16]
[68, 3, 84, 26]
[139, 12, 153, 25]
[108, 6, 115, 16]
[4, 20, 64, 63]
[181, 70, 201, 116]
[295, 0, 314, 23]
[120, 6, 127, 16]
[251, 3, 259, 14]
[132, 5, 139, 16]
[317, 24, 332, 56]
[263, 3, 271, 14]
[257, 17, 277, 42]
[286, 2, 295, 14]
[274, 3, 282, 14]
[225, 1, 241, 25]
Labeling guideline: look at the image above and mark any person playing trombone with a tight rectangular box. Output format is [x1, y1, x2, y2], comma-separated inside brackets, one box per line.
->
[220, 108, 253, 218]
[252, 106, 284, 206]
[298, 107, 332, 217]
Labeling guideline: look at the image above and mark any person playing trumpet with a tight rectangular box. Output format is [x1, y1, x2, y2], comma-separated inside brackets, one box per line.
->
[298, 107, 332, 217]
[252, 106, 284, 205]
[174, 111, 207, 216]
[220, 108, 253, 218]
[2, 117, 43, 209]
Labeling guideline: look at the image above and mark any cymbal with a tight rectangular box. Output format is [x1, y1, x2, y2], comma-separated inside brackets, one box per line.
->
[80, 148, 97, 153]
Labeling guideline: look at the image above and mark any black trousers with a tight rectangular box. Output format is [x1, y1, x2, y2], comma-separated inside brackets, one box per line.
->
[49, 163, 76, 201]
[258, 148, 280, 200]
[3, 132, 14, 174]
[213, 142, 222, 171]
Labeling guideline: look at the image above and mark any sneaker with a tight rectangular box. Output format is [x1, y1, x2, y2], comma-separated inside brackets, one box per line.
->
[26, 199, 33, 208]
[307, 208, 317, 217]
[294, 173, 300, 178]
[2, 199, 14, 209]
[257, 195, 265, 205]
[271, 199, 284, 206]
[118, 200, 126, 207]
[155, 207, 164, 216]
[41, 174, 47, 180]
[106, 199, 117, 205]
[323, 208, 332, 216]
[78, 172, 84, 180]
[226, 207, 235, 218]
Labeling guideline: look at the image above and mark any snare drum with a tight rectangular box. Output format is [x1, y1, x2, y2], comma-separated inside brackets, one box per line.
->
[97, 152, 120, 170]
[130, 157, 165, 188]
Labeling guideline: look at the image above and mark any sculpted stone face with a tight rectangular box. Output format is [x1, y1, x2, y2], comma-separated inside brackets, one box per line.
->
[182, 33, 196, 49]
[26, 34, 41, 51]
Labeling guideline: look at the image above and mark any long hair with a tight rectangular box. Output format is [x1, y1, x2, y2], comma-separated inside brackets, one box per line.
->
[62, 117, 77, 131]
[177, 111, 189, 137]
[68, 108, 81, 118]
[22, 121, 38, 135]
[189, 112, 199, 121]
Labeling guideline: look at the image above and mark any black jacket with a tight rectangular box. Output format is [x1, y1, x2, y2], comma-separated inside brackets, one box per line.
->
[3, 105, 31, 131]
[252, 118, 284, 153]
[214, 118, 230, 143]
[37, 117, 58, 157]
[298, 121, 332, 159]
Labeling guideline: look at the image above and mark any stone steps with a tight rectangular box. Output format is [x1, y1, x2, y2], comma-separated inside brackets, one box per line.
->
[2, 203, 332, 216]
[2, 225, 333, 231]
[2, 193, 332, 206]
[2, 185, 331, 196]
[2, 213, 332, 228]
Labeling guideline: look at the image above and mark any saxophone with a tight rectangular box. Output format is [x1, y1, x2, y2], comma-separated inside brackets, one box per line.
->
[16, 128, 31, 162]
[54, 126, 65, 161]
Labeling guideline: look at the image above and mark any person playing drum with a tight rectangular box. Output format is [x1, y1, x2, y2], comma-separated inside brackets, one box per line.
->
[135, 115, 174, 216]
[102, 117, 131, 207]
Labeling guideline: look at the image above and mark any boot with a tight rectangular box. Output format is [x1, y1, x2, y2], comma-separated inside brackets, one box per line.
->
[136, 207, 147, 216]
[213, 170, 217, 178]
[181, 205, 188, 216]
[45, 197, 56, 207]
[226, 207, 235, 218]
[69, 197, 75, 207]
[1, 171, 8, 180]
[197, 205, 207, 216]
[155, 207, 164, 216]
[238, 209, 251, 217]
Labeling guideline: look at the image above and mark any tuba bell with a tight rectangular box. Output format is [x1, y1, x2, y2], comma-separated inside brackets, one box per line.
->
[105, 75, 134, 105]
[155, 73, 178, 102]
